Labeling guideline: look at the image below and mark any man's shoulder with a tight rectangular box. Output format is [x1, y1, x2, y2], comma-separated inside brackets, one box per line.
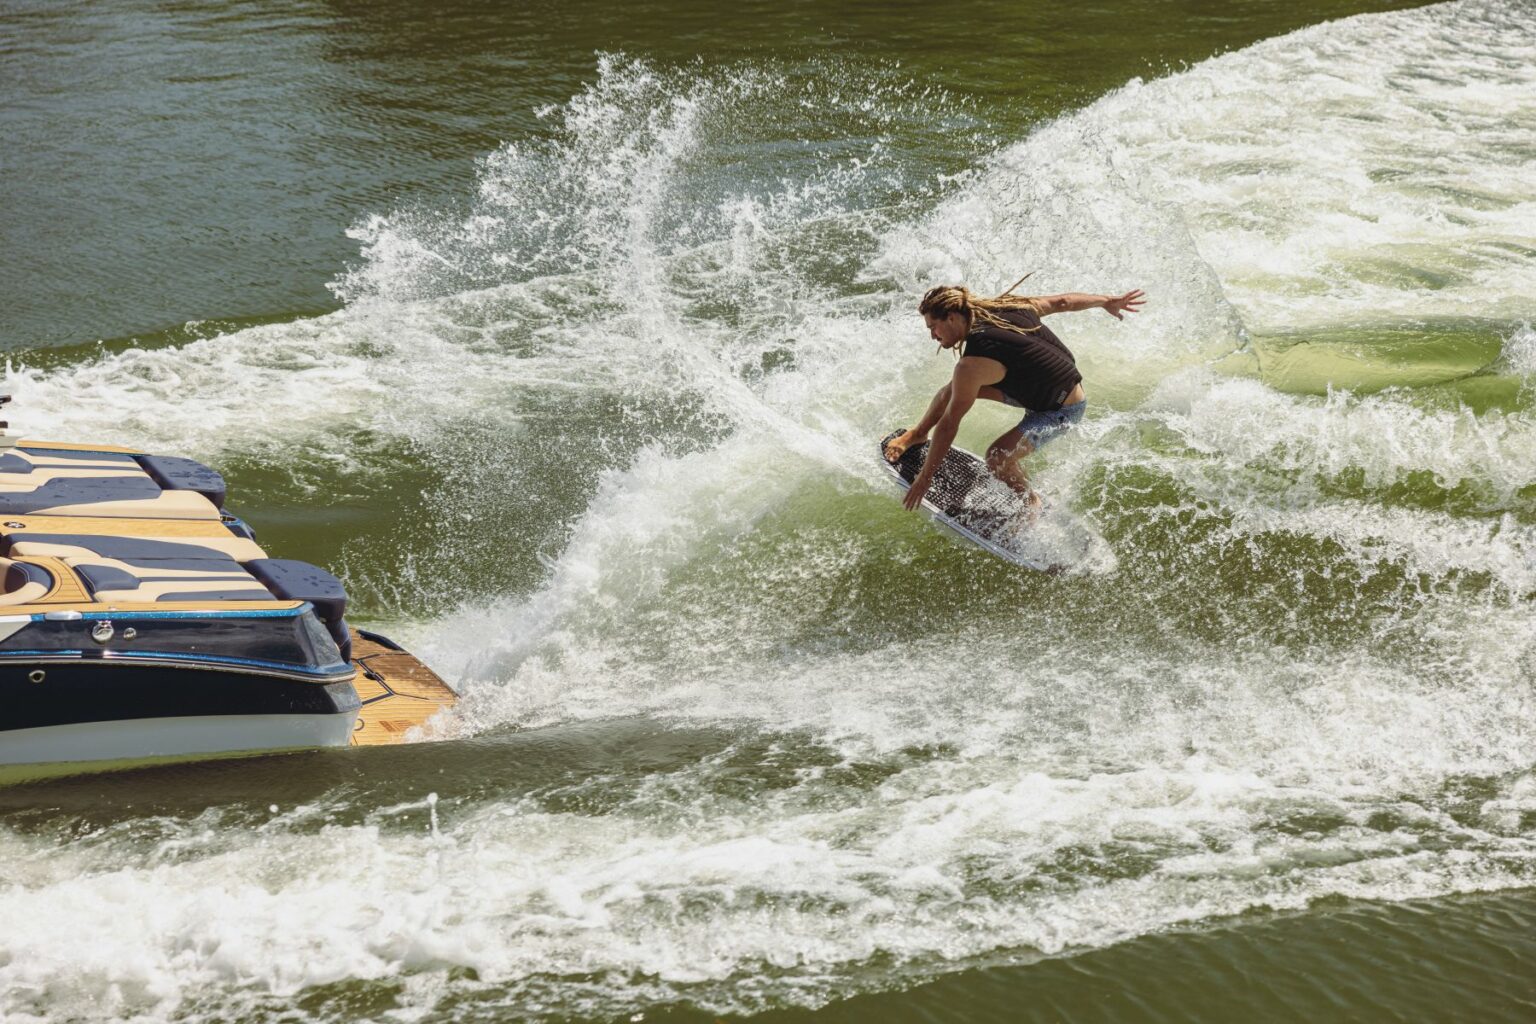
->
[999, 307, 1041, 327]
[954, 353, 1004, 380]
[972, 310, 1038, 335]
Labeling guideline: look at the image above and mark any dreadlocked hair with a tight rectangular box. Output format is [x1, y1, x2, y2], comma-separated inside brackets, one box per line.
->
[918, 284, 1043, 341]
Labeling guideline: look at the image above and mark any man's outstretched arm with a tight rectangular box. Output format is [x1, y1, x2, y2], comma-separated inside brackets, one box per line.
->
[1031, 289, 1146, 319]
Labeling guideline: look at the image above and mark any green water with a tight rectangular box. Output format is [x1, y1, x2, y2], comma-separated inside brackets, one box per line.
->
[4, 0, 1536, 1021]
[3, 0, 1437, 351]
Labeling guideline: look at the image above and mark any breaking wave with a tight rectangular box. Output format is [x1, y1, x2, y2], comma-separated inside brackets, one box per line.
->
[4, 2, 1536, 1021]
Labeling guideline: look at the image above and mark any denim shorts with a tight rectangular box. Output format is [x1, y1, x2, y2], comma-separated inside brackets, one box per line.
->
[1009, 399, 1086, 449]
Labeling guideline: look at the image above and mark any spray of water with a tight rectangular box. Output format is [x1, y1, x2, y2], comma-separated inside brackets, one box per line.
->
[4, 1, 1536, 1020]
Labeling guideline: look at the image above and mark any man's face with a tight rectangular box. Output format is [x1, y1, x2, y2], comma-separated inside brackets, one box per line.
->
[925, 312, 965, 348]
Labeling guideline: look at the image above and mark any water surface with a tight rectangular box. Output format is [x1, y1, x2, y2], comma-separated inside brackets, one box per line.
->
[3, 1, 1535, 1021]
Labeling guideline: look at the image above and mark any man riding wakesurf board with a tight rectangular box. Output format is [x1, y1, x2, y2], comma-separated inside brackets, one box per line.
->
[884, 280, 1145, 511]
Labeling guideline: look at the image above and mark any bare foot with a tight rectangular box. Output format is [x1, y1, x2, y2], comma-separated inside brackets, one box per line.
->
[884, 429, 926, 463]
[1022, 489, 1044, 523]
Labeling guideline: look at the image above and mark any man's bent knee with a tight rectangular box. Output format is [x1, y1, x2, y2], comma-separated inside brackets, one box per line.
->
[987, 440, 1033, 469]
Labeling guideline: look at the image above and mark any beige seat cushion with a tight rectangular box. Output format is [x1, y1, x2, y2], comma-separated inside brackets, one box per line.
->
[9, 534, 265, 562]
[15, 490, 221, 520]
[0, 558, 52, 606]
[0, 449, 221, 520]
[87, 578, 273, 604]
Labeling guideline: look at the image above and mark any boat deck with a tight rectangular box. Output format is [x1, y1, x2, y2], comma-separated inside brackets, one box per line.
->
[349, 631, 459, 745]
[1, 438, 461, 751]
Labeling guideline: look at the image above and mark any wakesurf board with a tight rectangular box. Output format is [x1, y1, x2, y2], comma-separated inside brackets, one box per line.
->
[879, 429, 1064, 570]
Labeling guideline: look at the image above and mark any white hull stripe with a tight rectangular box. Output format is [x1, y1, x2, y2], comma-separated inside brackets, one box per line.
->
[0, 710, 359, 765]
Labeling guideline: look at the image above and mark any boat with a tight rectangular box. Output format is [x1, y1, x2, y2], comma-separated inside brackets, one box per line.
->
[0, 396, 456, 772]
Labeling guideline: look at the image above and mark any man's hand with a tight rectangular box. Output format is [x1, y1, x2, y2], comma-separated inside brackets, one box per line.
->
[1103, 289, 1146, 320]
[903, 475, 932, 511]
[899, 359, 985, 512]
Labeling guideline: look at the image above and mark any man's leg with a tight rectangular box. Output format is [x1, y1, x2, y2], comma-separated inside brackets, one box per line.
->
[986, 429, 1040, 506]
[987, 402, 1086, 508]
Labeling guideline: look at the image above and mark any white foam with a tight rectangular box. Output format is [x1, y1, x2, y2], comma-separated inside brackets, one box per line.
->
[9, 4, 1536, 1020]
[3, 299, 553, 477]
[1148, 370, 1536, 498]
[1498, 321, 1536, 378]
[875, 0, 1536, 345]
[6, 636, 1535, 1021]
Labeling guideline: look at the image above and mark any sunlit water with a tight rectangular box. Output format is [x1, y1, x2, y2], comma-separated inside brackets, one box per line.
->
[2, 0, 1535, 1021]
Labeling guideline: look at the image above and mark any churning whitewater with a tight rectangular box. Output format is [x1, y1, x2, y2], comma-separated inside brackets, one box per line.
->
[3, 1, 1536, 1020]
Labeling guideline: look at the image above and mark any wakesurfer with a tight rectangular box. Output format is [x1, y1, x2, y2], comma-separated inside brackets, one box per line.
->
[884, 281, 1145, 511]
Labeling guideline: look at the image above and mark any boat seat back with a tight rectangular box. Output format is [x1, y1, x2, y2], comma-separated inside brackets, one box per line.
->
[4, 532, 267, 563]
[245, 559, 350, 659]
[76, 570, 274, 604]
[243, 559, 347, 623]
[135, 454, 228, 509]
[72, 556, 274, 604]
[1, 533, 276, 604]
[0, 449, 140, 473]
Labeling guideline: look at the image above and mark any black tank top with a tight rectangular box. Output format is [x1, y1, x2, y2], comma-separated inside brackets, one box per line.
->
[962, 309, 1081, 411]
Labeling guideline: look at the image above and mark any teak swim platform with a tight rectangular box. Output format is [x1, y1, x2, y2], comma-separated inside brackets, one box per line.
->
[0, 401, 457, 771]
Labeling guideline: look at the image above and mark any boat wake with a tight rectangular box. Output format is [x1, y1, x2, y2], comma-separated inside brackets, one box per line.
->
[4, 1, 1536, 1020]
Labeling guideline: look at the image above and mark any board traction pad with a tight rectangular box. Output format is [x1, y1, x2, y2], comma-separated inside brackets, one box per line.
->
[879, 430, 1033, 548]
